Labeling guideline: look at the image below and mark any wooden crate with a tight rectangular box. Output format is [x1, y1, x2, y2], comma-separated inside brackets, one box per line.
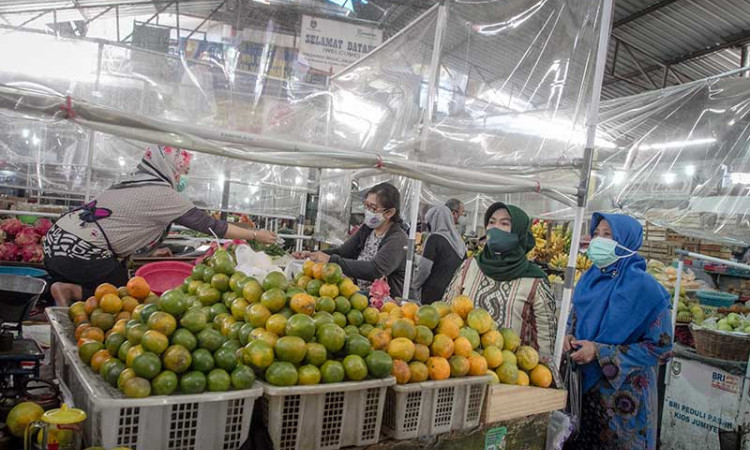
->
[482, 384, 567, 424]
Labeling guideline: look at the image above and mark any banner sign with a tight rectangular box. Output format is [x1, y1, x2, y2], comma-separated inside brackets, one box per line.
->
[298, 15, 383, 74]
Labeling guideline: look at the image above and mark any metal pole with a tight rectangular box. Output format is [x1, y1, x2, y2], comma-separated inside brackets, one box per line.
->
[554, 0, 614, 367]
[84, 42, 104, 202]
[175, 0, 180, 43]
[742, 44, 750, 78]
[115, 6, 120, 41]
[296, 193, 306, 252]
[402, 0, 449, 300]
[472, 194, 480, 235]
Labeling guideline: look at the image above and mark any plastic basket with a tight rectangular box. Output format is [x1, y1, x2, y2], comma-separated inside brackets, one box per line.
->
[135, 261, 194, 295]
[60, 348, 262, 450]
[696, 290, 738, 307]
[259, 377, 395, 450]
[48, 308, 262, 449]
[381, 375, 492, 440]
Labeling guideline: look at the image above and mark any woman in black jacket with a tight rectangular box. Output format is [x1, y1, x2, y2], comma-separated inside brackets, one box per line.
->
[294, 183, 407, 297]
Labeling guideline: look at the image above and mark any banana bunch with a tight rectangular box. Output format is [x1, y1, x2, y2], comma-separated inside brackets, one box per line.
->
[574, 270, 582, 283]
[549, 253, 568, 270]
[576, 254, 592, 271]
[548, 274, 563, 283]
[531, 221, 547, 240]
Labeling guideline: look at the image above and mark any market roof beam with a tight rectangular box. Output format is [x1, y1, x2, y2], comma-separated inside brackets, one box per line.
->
[612, 0, 684, 29]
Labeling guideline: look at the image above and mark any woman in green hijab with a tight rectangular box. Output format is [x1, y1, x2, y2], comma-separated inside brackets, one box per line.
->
[443, 202, 558, 356]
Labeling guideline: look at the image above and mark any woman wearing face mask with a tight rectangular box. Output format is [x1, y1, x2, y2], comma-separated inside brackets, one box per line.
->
[412, 205, 466, 303]
[297, 182, 408, 297]
[442, 202, 557, 355]
[44, 146, 277, 306]
[562, 213, 672, 450]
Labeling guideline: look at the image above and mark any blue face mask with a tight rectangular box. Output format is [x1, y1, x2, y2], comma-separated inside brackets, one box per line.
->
[587, 236, 636, 268]
[176, 176, 188, 193]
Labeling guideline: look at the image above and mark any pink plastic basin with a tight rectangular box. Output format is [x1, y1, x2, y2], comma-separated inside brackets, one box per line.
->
[135, 261, 193, 296]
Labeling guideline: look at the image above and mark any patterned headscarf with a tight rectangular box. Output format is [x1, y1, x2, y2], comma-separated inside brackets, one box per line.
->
[114, 146, 192, 190]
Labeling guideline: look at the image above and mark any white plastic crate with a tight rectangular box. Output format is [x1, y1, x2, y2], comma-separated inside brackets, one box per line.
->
[46, 307, 77, 388]
[260, 377, 395, 450]
[49, 305, 263, 450]
[60, 348, 262, 450]
[382, 375, 492, 440]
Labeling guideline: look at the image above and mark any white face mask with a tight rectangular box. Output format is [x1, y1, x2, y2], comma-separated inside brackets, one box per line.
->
[457, 215, 468, 226]
[364, 210, 386, 229]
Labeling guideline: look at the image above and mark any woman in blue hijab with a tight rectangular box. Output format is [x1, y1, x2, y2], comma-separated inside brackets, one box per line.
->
[563, 213, 673, 450]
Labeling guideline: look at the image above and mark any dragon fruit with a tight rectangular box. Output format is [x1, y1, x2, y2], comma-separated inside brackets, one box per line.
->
[1, 218, 23, 237]
[0, 242, 19, 261]
[33, 218, 53, 236]
[15, 227, 40, 246]
[369, 277, 392, 310]
[20, 244, 43, 263]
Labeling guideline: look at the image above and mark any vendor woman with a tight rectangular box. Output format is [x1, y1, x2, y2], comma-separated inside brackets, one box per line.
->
[294, 182, 408, 297]
[43, 145, 277, 306]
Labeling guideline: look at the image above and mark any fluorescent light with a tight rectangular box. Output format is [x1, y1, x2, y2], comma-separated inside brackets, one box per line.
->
[244, 197, 250, 204]
[612, 171, 626, 184]
[295, 176, 303, 185]
[118, 156, 126, 167]
[663, 173, 676, 184]
[31, 135, 39, 145]
[684, 165, 696, 176]
[639, 138, 716, 151]
[21, 129, 29, 138]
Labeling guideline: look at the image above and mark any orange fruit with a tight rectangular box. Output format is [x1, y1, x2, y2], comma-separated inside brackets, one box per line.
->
[391, 319, 416, 340]
[530, 365, 553, 388]
[290, 293, 316, 316]
[73, 313, 89, 327]
[426, 356, 450, 381]
[80, 327, 105, 343]
[450, 295, 474, 319]
[368, 328, 392, 351]
[302, 260, 315, 278]
[466, 309, 493, 334]
[74, 323, 91, 341]
[112, 319, 128, 335]
[413, 344, 430, 362]
[449, 355, 470, 377]
[391, 359, 411, 384]
[382, 302, 398, 313]
[121, 297, 140, 313]
[388, 337, 416, 362]
[453, 336, 472, 358]
[408, 361, 429, 383]
[436, 317, 460, 340]
[100, 294, 123, 314]
[389, 308, 405, 319]
[431, 334, 454, 359]
[402, 302, 418, 320]
[431, 301, 451, 318]
[127, 277, 151, 300]
[116, 311, 131, 322]
[312, 263, 325, 281]
[517, 371, 530, 386]
[95, 283, 118, 301]
[84, 297, 99, 316]
[483, 346, 504, 369]
[481, 330, 503, 349]
[69, 302, 86, 320]
[90, 349, 112, 372]
[468, 354, 488, 376]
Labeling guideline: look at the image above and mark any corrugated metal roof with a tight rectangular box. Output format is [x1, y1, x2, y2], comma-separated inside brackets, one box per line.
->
[0, 0, 748, 99]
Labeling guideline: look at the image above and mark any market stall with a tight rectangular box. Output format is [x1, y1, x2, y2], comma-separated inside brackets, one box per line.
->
[0, 0, 621, 448]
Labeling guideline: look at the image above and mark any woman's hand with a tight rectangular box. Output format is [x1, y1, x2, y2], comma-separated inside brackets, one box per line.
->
[310, 252, 330, 263]
[254, 230, 277, 245]
[563, 334, 575, 353]
[292, 250, 311, 260]
[570, 340, 597, 364]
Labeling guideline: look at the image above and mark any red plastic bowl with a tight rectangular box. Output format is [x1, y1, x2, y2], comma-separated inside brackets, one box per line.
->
[135, 261, 193, 296]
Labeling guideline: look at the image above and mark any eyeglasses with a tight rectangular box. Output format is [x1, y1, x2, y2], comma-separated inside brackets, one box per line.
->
[364, 202, 389, 213]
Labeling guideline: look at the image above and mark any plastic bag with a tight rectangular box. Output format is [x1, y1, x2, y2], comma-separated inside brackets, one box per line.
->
[234, 244, 282, 281]
[546, 353, 581, 450]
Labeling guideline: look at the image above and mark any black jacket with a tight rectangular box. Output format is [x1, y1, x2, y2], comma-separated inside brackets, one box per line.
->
[324, 224, 408, 297]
